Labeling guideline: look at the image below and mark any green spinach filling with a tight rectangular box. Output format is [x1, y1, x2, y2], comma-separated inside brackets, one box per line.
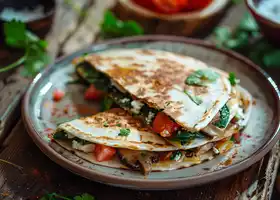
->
[53, 131, 91, 145]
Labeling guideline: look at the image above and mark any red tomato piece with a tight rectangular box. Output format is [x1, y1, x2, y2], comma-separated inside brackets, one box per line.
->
[53, 89, 65, 101]
[152, 112, 179, 137]
[152, 0, 188, 13]
[233, 132, 241, 144]
[84, 84, 104, 100]
[95, 144, 116, 162]
[186, 0, 212, 11]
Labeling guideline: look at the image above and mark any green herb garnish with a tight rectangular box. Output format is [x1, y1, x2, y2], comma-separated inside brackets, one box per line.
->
[228, 72, 237, 86]
[1, 20, 49, 77]
[118, 128, 130, 136]
[185, 69, 219, 86]
[214, 104, 230, 128]
[101, 96, 114, 111]
[100, 11, 144, 39]
[53, 131, 68, 140]
[184, 90, 203, 105]
[103, 122, 109, 127]
[116, 123, 121, 127]
[170, 151, 182, 161]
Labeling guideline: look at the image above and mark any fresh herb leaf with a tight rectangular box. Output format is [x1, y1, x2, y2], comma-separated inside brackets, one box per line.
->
[170, 151, 182, 161]
[103, 121, 109, 127]
[185, 75, 203, 86]
[4, 19, 26, 48]
[118, 128, 130, 136]
[100, 11, 144, 39]
[101, 96, 114, 111]
[185, 69, 219, 86]
[228, 72, 236, 86]
[74, 193, 95, 200]
[116, 123, 121, 127]
[184, 90, 203, 105]
[1, 20, 49, 76]
[214, 27, 231, 48]
[238, 13, 259, 32]
[214, 105, 230, 128]
[53, 131, 68, 140]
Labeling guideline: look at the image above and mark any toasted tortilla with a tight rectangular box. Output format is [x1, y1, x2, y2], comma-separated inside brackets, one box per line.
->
[82, 49, 232, 131]
[55, 108, 178, 152]
[53, 139, 216, 172]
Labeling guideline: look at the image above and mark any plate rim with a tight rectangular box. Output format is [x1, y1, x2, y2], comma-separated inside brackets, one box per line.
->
[22, 35, 280, 190]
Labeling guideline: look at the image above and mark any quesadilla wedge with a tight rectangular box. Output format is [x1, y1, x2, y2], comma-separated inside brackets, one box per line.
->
[71, 49, 252, 146]
[52, 108, 236, 175]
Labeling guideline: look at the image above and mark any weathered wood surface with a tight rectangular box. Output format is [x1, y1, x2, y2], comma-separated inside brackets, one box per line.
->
[0, 1, 279, 199]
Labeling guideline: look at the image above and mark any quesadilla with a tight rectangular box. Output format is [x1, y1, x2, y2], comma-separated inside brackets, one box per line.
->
[71, 49, 252, 146]
[52, 108, 236, 175]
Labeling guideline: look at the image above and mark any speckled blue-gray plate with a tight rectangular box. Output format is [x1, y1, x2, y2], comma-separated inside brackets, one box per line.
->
[22, 36, 280, 190]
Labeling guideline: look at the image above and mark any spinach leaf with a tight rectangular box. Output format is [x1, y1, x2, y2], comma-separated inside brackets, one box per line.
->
[214, 105, 230, 128]
[53, 131, 68, 140]
[170, 151, 182, 161]
[170, 131, 205, 145]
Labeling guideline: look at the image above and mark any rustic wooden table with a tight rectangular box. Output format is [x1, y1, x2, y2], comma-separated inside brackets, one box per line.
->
[0, 1, 279, 200]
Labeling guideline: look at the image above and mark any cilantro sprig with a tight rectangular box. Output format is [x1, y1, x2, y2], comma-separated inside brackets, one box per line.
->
[39, 193, 94, 200]
[185, 69, 219, 86]
[228, 72, 237, 86]
[100, 11, 144, 39]
[118, 128, 130, 136]
[1, 20, 49, 77]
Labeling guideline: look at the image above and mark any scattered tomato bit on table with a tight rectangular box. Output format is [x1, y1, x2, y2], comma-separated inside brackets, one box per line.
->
[52, 89, 65, 101]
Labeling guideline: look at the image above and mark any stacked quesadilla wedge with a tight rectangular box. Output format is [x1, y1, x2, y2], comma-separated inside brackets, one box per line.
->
[52, 48, 253, 175]
[53, 108, 234, 175]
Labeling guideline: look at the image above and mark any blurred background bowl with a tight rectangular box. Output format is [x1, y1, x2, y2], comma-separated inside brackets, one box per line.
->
[113, 0, 231, 37]
[246, 0, 280, 45]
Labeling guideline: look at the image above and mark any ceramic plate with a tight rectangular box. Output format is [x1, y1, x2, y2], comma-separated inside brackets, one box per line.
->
[22, 36, 280, 190]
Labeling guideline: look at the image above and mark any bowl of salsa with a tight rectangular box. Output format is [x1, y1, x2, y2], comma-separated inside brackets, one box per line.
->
[113, 0, 231, 36]
[246, 0, 280, 45]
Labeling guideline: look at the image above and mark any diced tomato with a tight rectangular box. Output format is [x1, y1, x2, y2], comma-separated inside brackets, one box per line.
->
[94, 144, 116, 162]
[233, 132, 241, 144]
[84, 84, 104, 101]
[152, 0, 188, 13]
[152, 112, 179, 137]
[52, 89, 65, 101]
[185, 0, 212, 11]
[159, 152, 173, 161]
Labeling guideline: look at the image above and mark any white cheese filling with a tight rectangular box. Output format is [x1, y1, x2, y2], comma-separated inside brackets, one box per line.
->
[72, 140, 95, 153]
[131, 100, 144, 114]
